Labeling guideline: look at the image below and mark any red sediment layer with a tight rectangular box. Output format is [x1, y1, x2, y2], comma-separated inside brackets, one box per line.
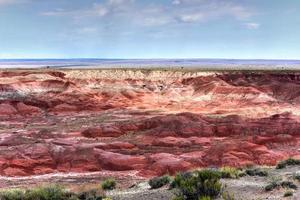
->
[0, 69, 299, 177]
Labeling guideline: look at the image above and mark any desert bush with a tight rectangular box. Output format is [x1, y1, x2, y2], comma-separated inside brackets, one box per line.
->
[149, 175, 171, 189]
[77, 189, 104, 200]
[265, 177, 281, 191]
[0, 189, 25, 200]
[222, 191, 235, 200]
[265, 177, 297, 192]
[245, 168, 268, 177]
[219, 167, 240, 179]
[265, 182, 278, 192]
[199, 196, 212, 200]
[173, 169, 222, 200]
[101, 179, 116, 190]
[293, 173, 300, 181]
[0, 185, 81, 200]
[283, 190, 293, 197]
[0, 185, 106, 200]
[24, 185, 69, 200]
[280, 181, 297, 190]
[276, 158, 300, 169]
[172, 197, 184, 200]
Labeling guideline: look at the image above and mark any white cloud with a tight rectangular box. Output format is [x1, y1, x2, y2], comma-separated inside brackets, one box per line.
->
[245, 22, 260, 29]
[42, 0, 254, 26]
[179, 13, 204, 23]
[172, 0, 181, 5]
[41, 0, 133, 18]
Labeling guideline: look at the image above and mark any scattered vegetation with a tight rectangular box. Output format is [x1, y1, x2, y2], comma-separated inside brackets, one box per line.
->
[265, 177, 297, 192]
[101, 179, 116, 191]
[219, 167, 240, 179]
[280, 181, 297, 190]
[0, 185, 105, 200]
[283, 190, 293, 197]
[276, 158, 300, 169]
[199, 196, 212, 200]
[265, 177, 282, 191]
[149, 175, 171, 189]
[172, 169, 222, 200]
[245, 168, 268, 177]
[77, 189, 104, 200]
[222, 191, 235, 200]
[293, 173, 300, 181]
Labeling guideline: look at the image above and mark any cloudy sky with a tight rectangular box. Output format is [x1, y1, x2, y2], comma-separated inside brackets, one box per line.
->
[0, 0, 299, 59]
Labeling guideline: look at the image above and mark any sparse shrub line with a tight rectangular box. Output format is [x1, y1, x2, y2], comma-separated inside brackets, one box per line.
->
[276, 158, 300, 169]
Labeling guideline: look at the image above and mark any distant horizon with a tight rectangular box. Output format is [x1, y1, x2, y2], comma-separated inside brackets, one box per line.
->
[1, 58, 300, 61]
[2, 58, 300, 70]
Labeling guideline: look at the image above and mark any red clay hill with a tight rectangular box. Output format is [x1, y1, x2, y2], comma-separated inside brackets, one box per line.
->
[0, 69, 299, 177]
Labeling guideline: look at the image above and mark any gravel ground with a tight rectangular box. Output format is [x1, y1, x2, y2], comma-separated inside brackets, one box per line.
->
[107, 182, 174, 200]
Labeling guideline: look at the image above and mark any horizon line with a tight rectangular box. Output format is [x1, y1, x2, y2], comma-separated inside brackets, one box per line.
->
[1, 58, 300, 61]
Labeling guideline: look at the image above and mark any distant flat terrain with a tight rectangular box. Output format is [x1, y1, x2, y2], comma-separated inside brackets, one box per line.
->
[1, 59, 300, 70]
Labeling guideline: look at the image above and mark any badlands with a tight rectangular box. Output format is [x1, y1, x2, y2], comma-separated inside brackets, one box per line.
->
[0, 69, 299, 192]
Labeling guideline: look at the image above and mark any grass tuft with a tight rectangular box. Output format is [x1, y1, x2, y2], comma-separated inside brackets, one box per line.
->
[101, 179, 116, 191]
[149, 175, 171, 189]
[283, 190, 293, 197]
[219, 167, 240, 179]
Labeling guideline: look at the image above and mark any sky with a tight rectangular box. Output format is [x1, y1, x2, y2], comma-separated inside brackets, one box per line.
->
[0, 0, 300, 59]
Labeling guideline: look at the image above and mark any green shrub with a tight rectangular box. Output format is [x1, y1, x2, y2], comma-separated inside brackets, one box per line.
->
[276, 158, 300, 169]
[293, 173, 300, 181]
[149, 175, 171, 189]
[0, 189, 25, 200]
[219, 167, 240, 179]
[222, 191, 235, 200]
[265, 183, 278, 192]
[281, 181, 297, 190]
[24, 185, 69, 200]
[245, 168, 268, 177]
[199, 196, 212, 200]
[172, 197, 184, 200]
[283, 190, 293, 197]
[0, 185, 106, 200]
[265, 177, 297, 192]
[265, 177, 281, 192]
[77, 189, 103, 200]
[173, 169, 222, 200]
[0, 186, 80, 200]
[101, 179, 116, 190]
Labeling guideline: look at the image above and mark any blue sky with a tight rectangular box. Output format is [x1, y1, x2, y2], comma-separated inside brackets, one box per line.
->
[0, 0, 299, 59]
